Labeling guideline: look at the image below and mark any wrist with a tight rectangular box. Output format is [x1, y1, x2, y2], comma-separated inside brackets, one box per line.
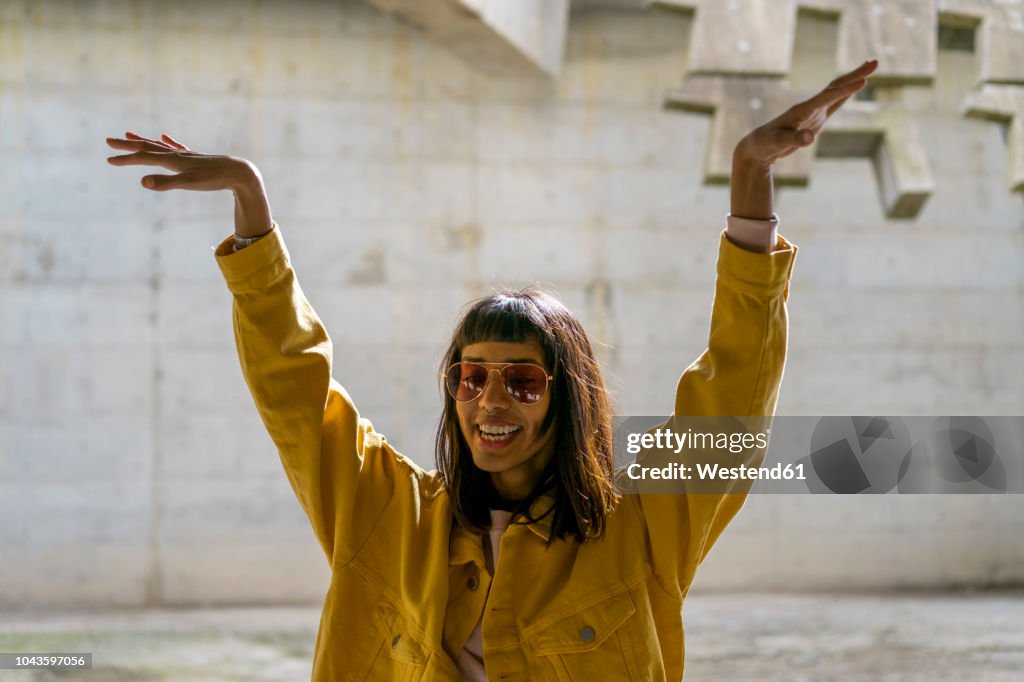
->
[230, 161, 273, 238]
[732, 142, 772, 174]
[730, 142, 775, 220]
[229, 160, 266, 197]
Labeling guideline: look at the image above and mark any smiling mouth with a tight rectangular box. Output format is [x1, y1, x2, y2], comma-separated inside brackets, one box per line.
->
[478, 425, 522, 442]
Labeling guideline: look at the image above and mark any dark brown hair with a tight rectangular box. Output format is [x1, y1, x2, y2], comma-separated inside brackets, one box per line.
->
[435, 287, 618, 544]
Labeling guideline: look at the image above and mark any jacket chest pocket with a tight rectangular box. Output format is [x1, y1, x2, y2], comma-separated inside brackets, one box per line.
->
[356, 601, 429, 682]
[527, 590, 640, 682]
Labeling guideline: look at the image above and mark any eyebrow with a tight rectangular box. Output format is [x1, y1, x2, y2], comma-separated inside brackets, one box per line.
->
[462, 357, 542, 364]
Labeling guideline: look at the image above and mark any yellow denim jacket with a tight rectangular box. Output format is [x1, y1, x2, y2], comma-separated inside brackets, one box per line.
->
[214, 226, 797, 681]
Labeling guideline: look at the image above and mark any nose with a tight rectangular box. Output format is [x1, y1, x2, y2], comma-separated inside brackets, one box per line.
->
[478, 369, 511, 412]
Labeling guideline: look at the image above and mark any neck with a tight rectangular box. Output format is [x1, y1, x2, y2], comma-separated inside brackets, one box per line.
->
[488, 492, 520, 512]
[489, 472, 531, 504]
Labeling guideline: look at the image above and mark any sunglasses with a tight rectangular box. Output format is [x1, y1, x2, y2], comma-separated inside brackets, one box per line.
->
[443, 362, 554, 405]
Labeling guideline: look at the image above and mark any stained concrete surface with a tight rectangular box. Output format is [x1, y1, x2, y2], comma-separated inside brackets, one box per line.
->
[5, 0, 1024, 612]
[0, 591, 1021, 681]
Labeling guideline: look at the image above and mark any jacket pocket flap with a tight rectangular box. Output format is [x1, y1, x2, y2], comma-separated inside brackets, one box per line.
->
[373, 601, 428, 665]
[531, 590, 636, 656]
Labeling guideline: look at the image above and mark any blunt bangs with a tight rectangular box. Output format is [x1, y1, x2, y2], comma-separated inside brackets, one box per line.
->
[452, 291, 558, 366]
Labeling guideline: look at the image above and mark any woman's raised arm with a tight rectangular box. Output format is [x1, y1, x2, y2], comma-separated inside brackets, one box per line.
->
[633, 61, 879, 598]
[105, 132, 399, 568]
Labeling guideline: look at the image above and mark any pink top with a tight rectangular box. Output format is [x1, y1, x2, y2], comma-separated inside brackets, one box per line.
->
[725, 212, 780, 252]
[456, 509, 514, 681]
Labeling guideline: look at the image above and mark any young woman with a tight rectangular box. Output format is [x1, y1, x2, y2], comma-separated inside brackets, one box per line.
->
[108, 60, 877, 681]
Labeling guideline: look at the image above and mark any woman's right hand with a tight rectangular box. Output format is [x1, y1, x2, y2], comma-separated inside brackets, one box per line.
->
[106, 131, 273, 238]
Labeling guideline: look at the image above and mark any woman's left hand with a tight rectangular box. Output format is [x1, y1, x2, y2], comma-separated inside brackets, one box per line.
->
[734, 59, 879, 168]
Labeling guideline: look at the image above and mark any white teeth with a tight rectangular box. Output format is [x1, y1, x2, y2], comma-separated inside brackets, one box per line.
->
[480, 424, 521, 435]
[481, 431, 516, 441]
[479, 424, 521, 440]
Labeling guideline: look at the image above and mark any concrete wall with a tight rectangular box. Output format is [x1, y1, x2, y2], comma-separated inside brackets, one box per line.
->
[0, 0, 1021, 609]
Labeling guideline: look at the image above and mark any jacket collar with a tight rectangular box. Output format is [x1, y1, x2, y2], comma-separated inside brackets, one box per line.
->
[521, 490, 556, 540]
[448, 491, 557, 567]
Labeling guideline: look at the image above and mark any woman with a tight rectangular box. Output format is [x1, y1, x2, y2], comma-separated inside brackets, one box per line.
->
[107, 60, 877, 681]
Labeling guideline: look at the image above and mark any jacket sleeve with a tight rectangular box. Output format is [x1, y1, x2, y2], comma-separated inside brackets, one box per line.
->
[634, 229, 797, 598]
[214, 225, 395, 568]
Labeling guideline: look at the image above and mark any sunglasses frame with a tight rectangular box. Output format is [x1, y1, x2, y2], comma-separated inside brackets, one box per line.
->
[442, 361, 554, 405]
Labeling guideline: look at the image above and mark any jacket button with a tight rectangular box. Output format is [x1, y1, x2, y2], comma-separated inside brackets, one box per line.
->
[391, 634, 401, 649]
[467, 575, 479, 591]
[579, 626, 595, 642]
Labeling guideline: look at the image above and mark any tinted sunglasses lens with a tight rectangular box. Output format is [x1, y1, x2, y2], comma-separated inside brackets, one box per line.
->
[447, 363, 487, 402]
[503, 365, 548, 404]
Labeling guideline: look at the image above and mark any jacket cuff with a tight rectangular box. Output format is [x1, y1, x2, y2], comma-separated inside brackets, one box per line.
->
[212, 222, 290, 293]
[716, 228, 798, 301]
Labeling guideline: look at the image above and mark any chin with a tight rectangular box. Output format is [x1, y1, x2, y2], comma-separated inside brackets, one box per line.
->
[470, 451, 520, 473]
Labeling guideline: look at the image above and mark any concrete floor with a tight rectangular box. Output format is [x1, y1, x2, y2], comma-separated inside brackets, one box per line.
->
[0, 591, 1021, 681]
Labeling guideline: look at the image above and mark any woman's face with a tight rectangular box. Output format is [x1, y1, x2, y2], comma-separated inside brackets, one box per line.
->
[455, 339, 556, 501]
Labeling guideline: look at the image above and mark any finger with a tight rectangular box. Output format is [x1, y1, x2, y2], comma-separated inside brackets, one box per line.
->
[106, 137, 173, 152]
[790, 78, 866, 119]
[106, 150, 182, 168]
[827, 93, 855, 117]
[106, 137, 135, 150]
[160, 133, 190, 151]
[140, 172, 195, 191]
[828, 59, 879, 88]
[125, 131, 173, 146]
